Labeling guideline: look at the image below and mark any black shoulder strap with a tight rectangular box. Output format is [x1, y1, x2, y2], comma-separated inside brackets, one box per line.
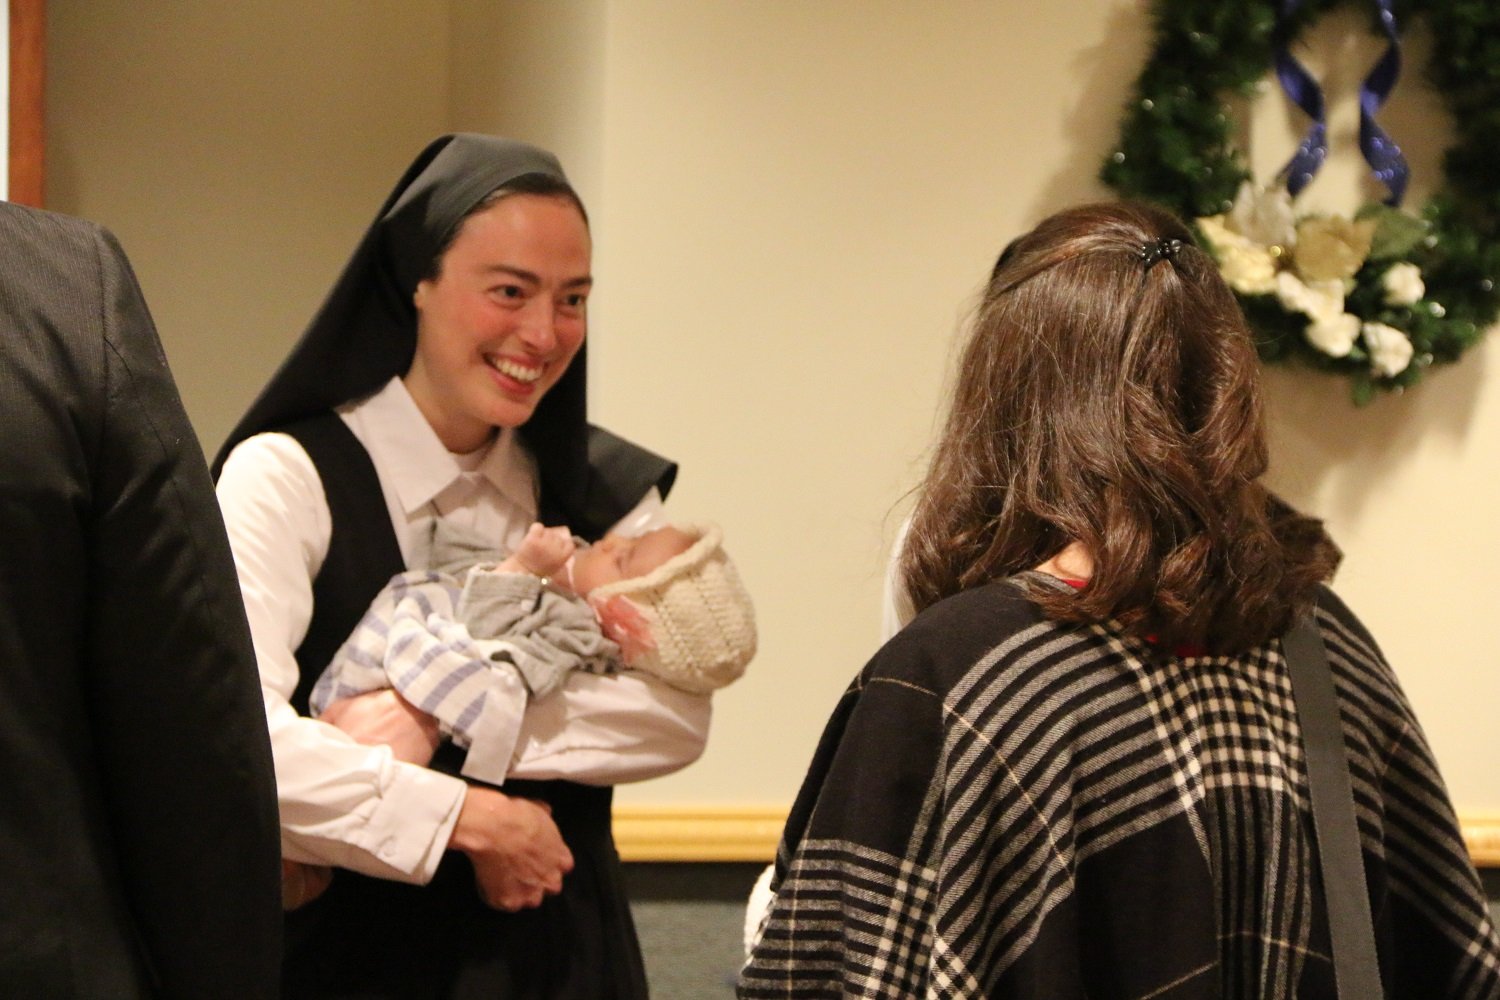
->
[278, 413, 405, 714]
[1283, 607, 1384, 999]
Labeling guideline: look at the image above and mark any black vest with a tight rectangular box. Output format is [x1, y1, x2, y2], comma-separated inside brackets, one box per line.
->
[282, 414, 405, 715]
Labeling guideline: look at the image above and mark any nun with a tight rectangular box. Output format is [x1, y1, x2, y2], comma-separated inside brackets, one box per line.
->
[215, 134, 702, 998]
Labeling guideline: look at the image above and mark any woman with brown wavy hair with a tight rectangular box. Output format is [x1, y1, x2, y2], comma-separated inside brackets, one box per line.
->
[901, 200, 1338, 653]
[741, 202, 1500, 999]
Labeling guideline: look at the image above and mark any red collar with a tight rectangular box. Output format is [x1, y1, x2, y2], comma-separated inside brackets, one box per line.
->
[1058, 577, 1205, 657]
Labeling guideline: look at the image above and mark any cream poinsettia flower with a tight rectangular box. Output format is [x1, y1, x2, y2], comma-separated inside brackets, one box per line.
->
[1221, 248, 1280, 295]
[1363, 321, 1414, 377]
[1275, 271, 1345, 320]
[1227, 181, 1297, 249]
[1197, 215, 1279, 294]
[1381, 262, 1426, 306]
[1293, 216, 1376, 283]
[1195, 214, 1236, 252]
[1305, 312, 1361, 358]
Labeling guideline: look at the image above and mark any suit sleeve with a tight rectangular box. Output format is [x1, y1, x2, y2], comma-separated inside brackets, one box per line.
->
[81, 228, 282, 999]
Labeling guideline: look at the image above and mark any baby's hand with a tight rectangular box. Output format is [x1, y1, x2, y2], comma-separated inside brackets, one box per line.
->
[514, 523, 575, 578]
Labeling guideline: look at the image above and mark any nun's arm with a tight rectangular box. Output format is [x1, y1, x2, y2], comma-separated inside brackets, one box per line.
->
[217, 432, 467, 884]
[493, 672, 711, 784]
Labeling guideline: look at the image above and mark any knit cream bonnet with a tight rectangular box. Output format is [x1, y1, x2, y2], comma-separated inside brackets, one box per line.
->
[587, 523, 757, 694]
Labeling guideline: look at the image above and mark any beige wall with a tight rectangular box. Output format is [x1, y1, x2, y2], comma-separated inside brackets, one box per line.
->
[590, 0, 1162, 806]
[49, 1, 1498, 818]
[47, 0, 451, 453]
[447, 0, 607, 207]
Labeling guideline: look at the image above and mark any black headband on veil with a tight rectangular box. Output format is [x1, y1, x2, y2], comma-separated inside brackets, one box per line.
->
[213, 133, 674, 540]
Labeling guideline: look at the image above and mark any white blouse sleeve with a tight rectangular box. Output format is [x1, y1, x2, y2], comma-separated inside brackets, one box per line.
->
[880, 515, 916, 641]
[505, 671, 712, 784]
[216, 433, 466, 884]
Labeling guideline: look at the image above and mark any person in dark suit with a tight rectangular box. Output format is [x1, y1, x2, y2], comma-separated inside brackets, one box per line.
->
[0, 201, 282, 998]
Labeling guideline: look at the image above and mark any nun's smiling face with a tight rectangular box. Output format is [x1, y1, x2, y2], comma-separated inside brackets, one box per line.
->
[405, 193, 592, 452]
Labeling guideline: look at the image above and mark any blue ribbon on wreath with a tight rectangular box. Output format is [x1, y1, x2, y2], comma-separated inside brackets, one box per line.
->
[1274, 0, 1328, 196]
[1274, 0, 1409, 205]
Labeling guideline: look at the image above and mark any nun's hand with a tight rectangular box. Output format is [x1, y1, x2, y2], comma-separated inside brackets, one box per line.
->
[321, 689, 441, 766]
[450, 786, 574, 911]
[281, 859, 334, 911]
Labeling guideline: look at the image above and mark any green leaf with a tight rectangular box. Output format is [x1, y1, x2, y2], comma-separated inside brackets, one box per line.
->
[1357, 203, 1431, 261]
[1350, 375, 1376, 406]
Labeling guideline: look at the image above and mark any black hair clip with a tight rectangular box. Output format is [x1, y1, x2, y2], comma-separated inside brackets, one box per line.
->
[1138, 238, 1183, 268]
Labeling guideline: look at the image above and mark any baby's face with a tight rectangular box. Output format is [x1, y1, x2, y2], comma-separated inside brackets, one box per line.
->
[568, 526, 695, 594]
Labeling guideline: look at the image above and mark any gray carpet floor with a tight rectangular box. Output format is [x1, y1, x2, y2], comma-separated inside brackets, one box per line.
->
[627, 863, 762, 999]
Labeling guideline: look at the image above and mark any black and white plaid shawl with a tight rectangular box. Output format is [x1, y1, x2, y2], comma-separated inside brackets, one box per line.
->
[740, 577, 1500, 999]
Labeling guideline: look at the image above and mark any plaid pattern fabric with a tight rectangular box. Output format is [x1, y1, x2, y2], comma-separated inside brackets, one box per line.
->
[740, 578, 1500, 999]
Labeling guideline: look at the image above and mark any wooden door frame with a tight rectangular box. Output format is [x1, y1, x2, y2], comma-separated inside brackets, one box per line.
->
[8, 0, 44, 206]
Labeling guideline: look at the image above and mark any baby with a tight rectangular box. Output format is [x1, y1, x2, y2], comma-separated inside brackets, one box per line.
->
[311, 519, 757, 785]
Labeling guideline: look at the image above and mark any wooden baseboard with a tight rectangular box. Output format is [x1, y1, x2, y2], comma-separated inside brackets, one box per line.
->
[613, 805, 786, 862]
[615, 806, 1500, 868]
[1462, 815, 1500, 868]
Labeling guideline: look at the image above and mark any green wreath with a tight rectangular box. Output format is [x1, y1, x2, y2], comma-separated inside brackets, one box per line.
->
[1102, 0, 1500, 403]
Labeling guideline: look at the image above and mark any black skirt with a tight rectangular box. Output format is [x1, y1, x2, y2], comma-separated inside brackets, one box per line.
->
[281, 777, 648, 1000]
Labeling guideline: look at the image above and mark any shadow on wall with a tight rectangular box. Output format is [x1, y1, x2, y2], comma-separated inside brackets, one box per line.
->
[1262, 350, 1487, 525]
[1025, 3, 1151, 222]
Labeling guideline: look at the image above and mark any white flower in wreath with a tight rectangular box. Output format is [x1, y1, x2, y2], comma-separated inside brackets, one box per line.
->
[1197, 215, 1279, 295]
[1363, 321, 1415, 377]
[1305, 312, 1361, 358]
[1221, 247, 1280, 296]
[1275, 271, 1346, 321]
[1381, 262, 1426, 306]
[1227, 181, 1297, 249]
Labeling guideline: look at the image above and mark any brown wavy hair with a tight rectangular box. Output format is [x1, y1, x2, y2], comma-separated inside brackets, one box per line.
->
[900, 201, 1340, 653]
